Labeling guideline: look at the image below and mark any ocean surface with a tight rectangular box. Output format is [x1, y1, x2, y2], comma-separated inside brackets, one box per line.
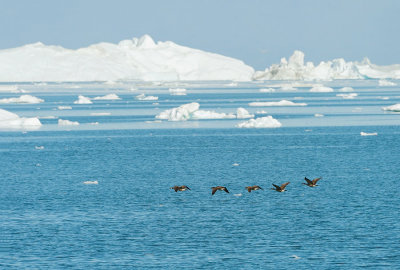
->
[1, 80, 400, 269]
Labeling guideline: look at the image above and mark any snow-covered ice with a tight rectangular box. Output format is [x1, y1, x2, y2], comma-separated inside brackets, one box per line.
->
[378, 79, 397, 86]
[339, 87, 354, 92]
[90, 112, 111, 116]
[156, 102, 200, 121]
[74, 95, 92, 104]
[337, 93, 358, 99]
[236, 116, 282, 128]
[309, 85, 334, 92]
[0, 94, 44, 104]
[58, 106, 72, 110]
[249, 100, 307, 106]
[259, 88, 275, 92]
[236, 108, 254, 119]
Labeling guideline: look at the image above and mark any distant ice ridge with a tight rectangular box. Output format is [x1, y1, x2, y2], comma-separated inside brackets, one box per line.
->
[155, 102, 253, 121]
[0, 95, 44, 104]
[254, 50, 400, 80]
[382, 103, 400, 112]
[0, 108, 41, 128]
[249, 100, 307, 106]
[236, 116, 282, 128]
[0, 35, 254, 82]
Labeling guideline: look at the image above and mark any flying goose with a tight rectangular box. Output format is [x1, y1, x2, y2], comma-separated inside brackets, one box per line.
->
[211, 186, 229, 195]
[245, 185, 263, 193]
[303, 177, 322, 187]
[271, 182, 290, 192]
[170, 185, 191, 192]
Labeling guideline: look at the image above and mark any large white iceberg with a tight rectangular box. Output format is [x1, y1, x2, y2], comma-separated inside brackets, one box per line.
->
[236, 116, 282, 128]
[74, 95, 92, 104]
[254, 50, 400, 80]
[0, 35, 254, 82]
[0, 108, 42, 128]
[382, 103, 400, 112]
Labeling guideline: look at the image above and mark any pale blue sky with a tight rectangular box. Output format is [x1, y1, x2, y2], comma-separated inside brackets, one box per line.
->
[0, 0, 398, 70]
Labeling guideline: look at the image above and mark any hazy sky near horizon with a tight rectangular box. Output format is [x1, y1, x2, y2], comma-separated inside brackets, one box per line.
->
[0, 0, 398, 70]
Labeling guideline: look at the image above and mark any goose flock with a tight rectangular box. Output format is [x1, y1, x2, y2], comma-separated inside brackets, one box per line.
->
[171, 177, 322, 195]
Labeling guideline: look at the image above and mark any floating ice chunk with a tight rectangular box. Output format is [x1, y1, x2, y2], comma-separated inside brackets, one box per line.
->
[35, 146, 44, 150]
[90, 122, 99, 125]
[259, 88, 275, 92]
[236, 107, 254, 119]
[382, 103, 400, 112]
[337, 93, 358, 99]
[58, 119, 79, 125]
[135, 93, 159, 101]
[256, 110, 268, 114]
[90, 112, 111, 116]
[156, 102, 200, 121]
[379, 79, 397, 86]
[361, 132, 377, 136]
[192, 110, 236, 119]
[169, 88, 187, 95]
[93, 94, 121, 100]
[236, 116, 282, 128]
[314, 113, 324, 117]
[280, 86, 298, 91]
[339, 87, 354, 92]
[0, 94, 44, 104]
[83, 180, 98, 185]
[39, 115, 57, 119]
[309, 86, 334, 92]
[232, 163, 239, 166]
[58, 106, 72, 110]
[233, 193, 242, 197]
[0, 108, 42, 129]
[74, 95, 92, 104]
[291, 255, 301, 260]
[249, 100, 307, 106]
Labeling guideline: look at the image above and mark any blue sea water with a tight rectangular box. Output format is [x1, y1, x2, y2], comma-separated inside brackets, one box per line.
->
[0, 80, 400, 269]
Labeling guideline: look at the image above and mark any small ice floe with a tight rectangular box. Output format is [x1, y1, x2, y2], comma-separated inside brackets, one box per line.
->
[0, 95, 44, 104]
[192, 110, 236, 120]
[339, 87, 354, 92]
[89, 122, 99, 125]
[93, 94, 121, 100]
[256, 110, 268, 114]
[249, 100, 307, 107]
[309, 85, 334, 92]
[74, 95, 92, 104]
[58, 106, 72, 110]
[361, 132, 377, 136]
[280, 85, 297, 91]
[259, 88, 275, 92]
[232, 163, 240, 166]
[58, 119, 79, 126]
[152, 102, 159, 105]
[314, 113, 324, 117]
[236, 116, 282, 128]
[233, 193, 243, 197]
[35, 146, 44, 150]
[225, 82, 238, 87]
[379, 79, 397, 86]
[291, 255, 301, 260]
[104, 80, 117, 85]
[90, 112, 111, 116]
[135, 93, 158, 101]
[380, 97, 390, 100]
[382, 103, 400, 112]
[36, 163, 41, 167]
[83, 180, 98, 185]
[145, 120, 162, 124]
[39, 115, 57, 119]
[336, 93, 358, 99]
[169, 88, 187, 95]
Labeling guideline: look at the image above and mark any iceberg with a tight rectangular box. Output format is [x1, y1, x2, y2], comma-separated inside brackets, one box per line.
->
[0, 94, 44, 104]
[236, 108, 254, 119]
[0, 35, 254, 82]
[0, 108, 42, 129]
[236, 116, 282, 128]
[192, 110, 236, 119]
[339, 87, 354, 92]
[58, 119, 80, 125]
[135, 93, 158, 101]
[93, 94, 121, 100]
[74, 95, 92, 104]
[309, 85, 334, 92]
[156, 102, 200, 121]
[249, 100, 307, 106]
[254, 50, 400, 80]
[337, 93, 358, 99]
[382, 103, 400, 112]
